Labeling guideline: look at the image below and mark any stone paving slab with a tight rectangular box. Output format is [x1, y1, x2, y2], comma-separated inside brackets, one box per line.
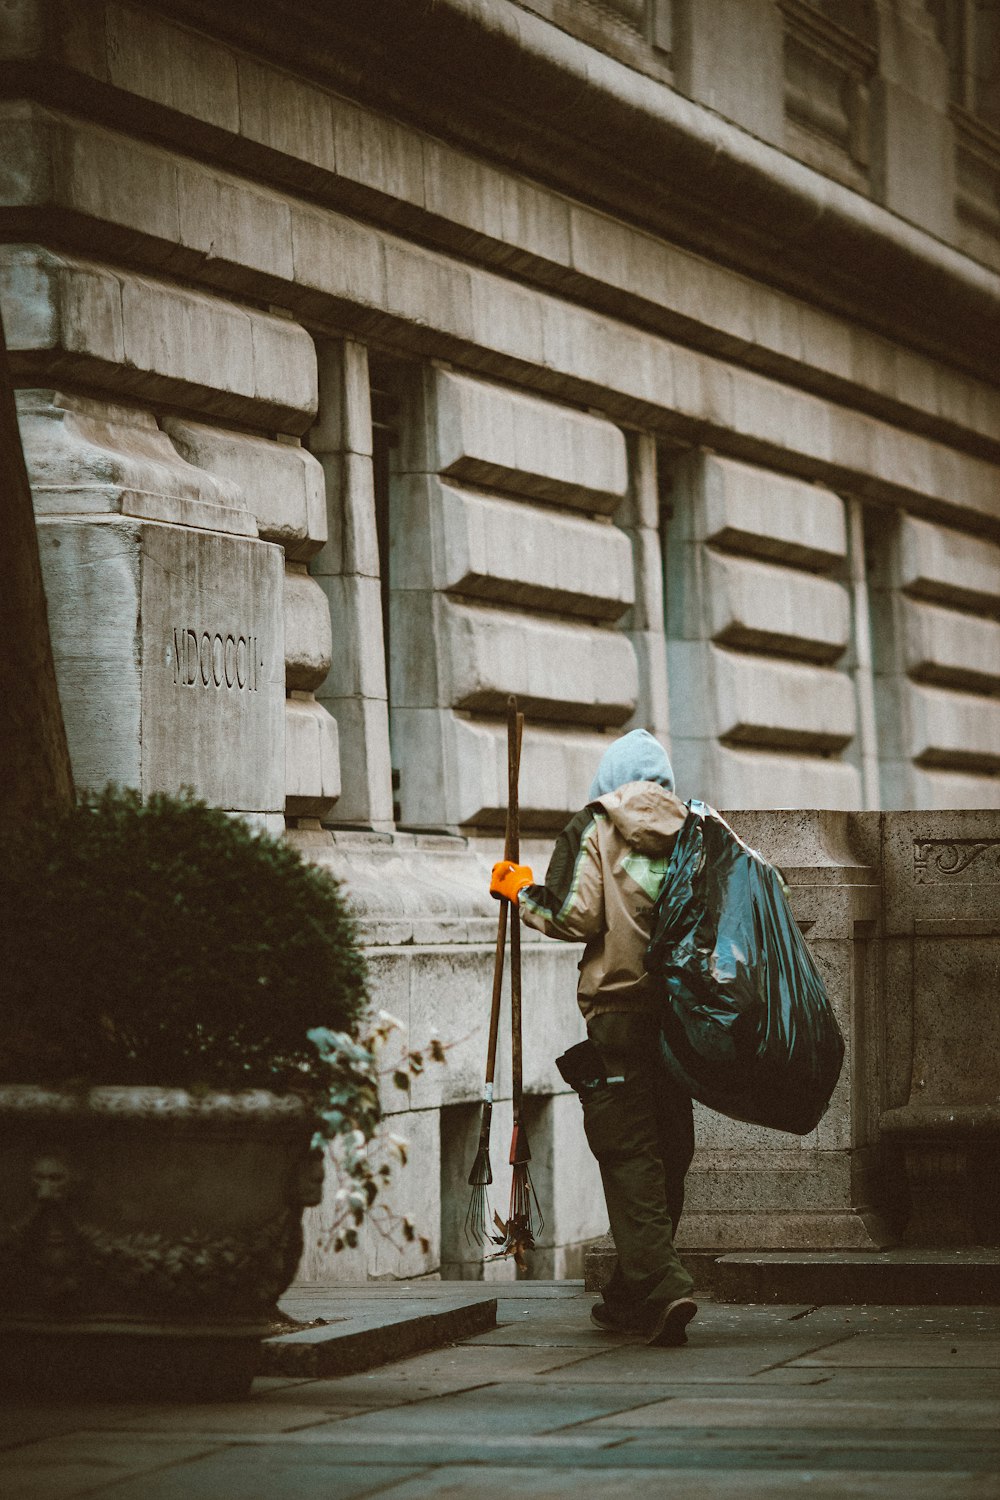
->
[594, 1439, 1000, 1474]
[0, 1436, 219, 1500]
[790, 1336, 1000, 1368]
[587, 1395, 1000, 1429]
[761, 1366, 1000, 1396]
[311, 1380, 675, 1438]
[256, 1342, 598, 1400]
[471, 1333, 858, 1381]
[309, 1467, 1000, 1499]
[76, 1449, 427, 1500]
[1, 1287, 998, 1499]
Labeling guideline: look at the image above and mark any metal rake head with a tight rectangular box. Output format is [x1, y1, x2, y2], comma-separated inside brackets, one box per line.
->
[464, 1143, 494, 1248]
[487, 1161, 543, 1271]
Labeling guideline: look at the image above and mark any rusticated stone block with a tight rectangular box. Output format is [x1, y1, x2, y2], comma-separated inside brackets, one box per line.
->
[390, 477, 634, 620]
[162, 419, 325, 557]
[103, 0, 240, 134]
[282, 567, 333, 693]
[284, 693, 340, 818]
[390, 591, 637, 726]
[670, 738, 863, 811]
[905, 684, 1000, 776]
[671, 451, 847, 569]
[468, 268, 546, 369]
[906, 767, 1000, 811]
[0, 244, 317, 432]
[424, 369, 628, 510]
[702, 552, 850, 663]
[896, 516, 1000, 613]
[901, 598, 1000, 695]
[237, 51, 337, 181]
[37, 517, 284, 812]
[390, 710, 622, 830]
[711, 648, 856, 753]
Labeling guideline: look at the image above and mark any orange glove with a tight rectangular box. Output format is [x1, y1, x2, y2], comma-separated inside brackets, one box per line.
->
[490, 860, 533, 903]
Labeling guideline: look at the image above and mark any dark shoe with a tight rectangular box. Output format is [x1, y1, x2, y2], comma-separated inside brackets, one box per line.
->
[590, 1300, 642, 1333]
[646, 1296, 698, 1347]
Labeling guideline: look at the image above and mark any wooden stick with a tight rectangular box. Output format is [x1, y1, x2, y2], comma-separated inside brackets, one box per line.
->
[508, 698, 526, 1138]
[467, 696, 521, 1207]
[484, 700, 521, 1101]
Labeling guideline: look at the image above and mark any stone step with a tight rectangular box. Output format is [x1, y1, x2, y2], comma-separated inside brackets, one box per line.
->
[711, 1249, 1000, 1306]
[260, 1285, 498, 1379]
[585, 1233, 1000, 1305]
[584, 1234, 722, 1297]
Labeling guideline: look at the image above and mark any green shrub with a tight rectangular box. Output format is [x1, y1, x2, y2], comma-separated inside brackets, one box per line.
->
[0, 787, 370, 1099]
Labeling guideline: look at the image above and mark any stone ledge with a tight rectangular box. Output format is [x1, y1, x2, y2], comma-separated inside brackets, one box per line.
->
[152, 0, 1000, 384]
[880, 1104, 1000, 1136]
[260, 1286, 497, 1378]
[4, 106, 999, 529]
[711, 1249, 1000, 1306]
[8, 19, 1000, 462]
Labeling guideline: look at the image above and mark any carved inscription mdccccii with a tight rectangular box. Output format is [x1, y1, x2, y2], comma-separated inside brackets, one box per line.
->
[913, 839, 1000, 883]
[171, 628, 262, 692]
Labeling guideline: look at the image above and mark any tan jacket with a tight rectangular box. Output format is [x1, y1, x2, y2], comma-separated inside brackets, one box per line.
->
[519, 781, 687, 1021]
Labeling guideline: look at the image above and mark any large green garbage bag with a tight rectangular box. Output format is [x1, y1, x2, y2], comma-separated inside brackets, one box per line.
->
[646, 801, 844, 1135]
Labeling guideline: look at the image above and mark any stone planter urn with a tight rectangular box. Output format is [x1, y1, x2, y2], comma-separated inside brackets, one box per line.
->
[0, 1086, 323, 1399]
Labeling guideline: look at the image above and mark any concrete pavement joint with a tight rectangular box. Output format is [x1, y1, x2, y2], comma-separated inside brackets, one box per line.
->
[751, 1331, 858, 1375]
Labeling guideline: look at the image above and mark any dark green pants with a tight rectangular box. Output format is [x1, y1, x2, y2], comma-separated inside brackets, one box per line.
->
[584, 1011, 695, 1316]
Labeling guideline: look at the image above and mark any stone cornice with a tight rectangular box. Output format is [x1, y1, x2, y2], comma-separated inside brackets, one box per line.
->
[149, 0, 1000, 385]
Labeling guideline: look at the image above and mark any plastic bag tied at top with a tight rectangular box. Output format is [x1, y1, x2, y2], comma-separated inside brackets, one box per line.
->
[646, 801, 844, 1136]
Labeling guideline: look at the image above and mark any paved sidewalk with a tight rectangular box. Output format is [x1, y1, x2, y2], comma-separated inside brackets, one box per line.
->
[2, 1284, 999, 1499]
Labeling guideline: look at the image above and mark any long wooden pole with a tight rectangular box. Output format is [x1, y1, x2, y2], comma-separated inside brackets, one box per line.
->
[508, 697, 525, 1147]
[466, 695, 522, 1241]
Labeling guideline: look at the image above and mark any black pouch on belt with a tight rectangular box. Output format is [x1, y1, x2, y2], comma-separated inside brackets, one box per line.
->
[555, 1039, 606, 1093]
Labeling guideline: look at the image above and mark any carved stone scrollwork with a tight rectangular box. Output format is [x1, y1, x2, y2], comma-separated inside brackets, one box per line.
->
[913, 839, 1000, 883]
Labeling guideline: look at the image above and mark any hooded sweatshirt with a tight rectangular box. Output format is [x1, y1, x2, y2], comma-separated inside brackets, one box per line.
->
[519, 730, 687, 1021]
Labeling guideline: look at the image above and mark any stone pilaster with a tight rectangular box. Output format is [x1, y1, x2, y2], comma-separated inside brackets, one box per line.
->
[870, 0, 956, 238]
[308, 338, 395, 830]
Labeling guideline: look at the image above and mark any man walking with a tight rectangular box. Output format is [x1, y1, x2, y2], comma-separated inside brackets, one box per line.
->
[490, 728, 698, 1346]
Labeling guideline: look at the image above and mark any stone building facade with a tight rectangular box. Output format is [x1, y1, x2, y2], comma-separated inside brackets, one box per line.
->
[3, 0, 999, 1278]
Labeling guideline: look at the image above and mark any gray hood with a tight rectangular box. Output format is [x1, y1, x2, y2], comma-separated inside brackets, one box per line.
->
[588, 729, 675, 800]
